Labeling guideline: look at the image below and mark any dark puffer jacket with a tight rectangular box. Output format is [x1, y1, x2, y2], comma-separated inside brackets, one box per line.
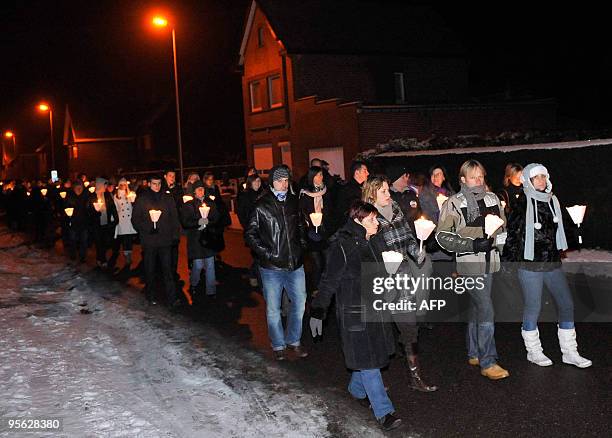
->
[245, 189, 305, 271]
[311, 219, 395, 371]
[502, 193, 562, 271]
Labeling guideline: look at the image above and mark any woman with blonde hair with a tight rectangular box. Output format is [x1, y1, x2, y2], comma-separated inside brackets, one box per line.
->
[362, 175, 437, 392]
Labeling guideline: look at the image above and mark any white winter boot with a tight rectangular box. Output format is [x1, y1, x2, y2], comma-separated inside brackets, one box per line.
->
[521, 328, 553, 366]
[557, 326, 592, 368]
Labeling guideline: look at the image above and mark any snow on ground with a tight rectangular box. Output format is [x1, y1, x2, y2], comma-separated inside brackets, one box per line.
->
[0, 234, 383, 438]
[563, 249, 612, 278]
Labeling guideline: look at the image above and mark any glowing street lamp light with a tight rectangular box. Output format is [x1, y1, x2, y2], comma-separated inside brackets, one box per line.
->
[37, 103, 55, 171]
[4, 131, 14, 138]
[150, 14, 184, 184]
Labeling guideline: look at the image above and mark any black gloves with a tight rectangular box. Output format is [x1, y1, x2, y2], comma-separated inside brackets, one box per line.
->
[473, 237, 494, 253]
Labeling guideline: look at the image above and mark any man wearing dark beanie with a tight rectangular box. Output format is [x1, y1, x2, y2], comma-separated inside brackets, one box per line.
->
[245, 165, 308, 361]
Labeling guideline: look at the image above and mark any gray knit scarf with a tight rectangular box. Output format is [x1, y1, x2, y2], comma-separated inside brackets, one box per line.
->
[459, 183, 486, 223]
[521, 166, 568, 261]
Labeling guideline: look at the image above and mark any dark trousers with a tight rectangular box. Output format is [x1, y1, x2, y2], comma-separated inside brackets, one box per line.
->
[67, 228, 88, 261]
[93, 225, 114, 263]
[143, 245, 176, 303]
[109, 234, 135, 267]
[308, 249, 327, 292]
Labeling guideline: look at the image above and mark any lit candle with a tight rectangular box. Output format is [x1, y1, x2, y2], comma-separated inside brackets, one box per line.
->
[127, 192, 137, 203]
[309, 212, 323, 233]
[93, 200, 103, 212]
[501, 200, 507, 209]
[84, 181, 90, 187]
[182, 195, 193, 203]
[209, 195, 216, 201]
[40, 188, 48, 196]
[436, 193, 449, 211]
[566, 205, 587, 244]
[59, 191, 67, 199]
[414, 217, 436, 252]
[148, 209, 162, 229]
[199, 203, 210, 219]
[64, 207, 74, 217]
[88, 186, 95, 193]
[381, 251, 403, 276]
[484, 214, 504, 238]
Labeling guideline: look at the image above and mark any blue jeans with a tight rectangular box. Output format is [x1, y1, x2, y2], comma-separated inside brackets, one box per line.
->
[466, 274, 498, 369]
[518, 268, 574, 331]
[259, 266, 306, 351]
[191, 257, 216, 295]
[348, 369, 394, 419]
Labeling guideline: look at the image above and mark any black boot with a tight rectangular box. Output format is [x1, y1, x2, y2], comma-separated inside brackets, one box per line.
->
[407, 356, 438, 392]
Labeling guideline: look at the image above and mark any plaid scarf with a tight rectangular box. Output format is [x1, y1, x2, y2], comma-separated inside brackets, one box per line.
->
[377, 201, 413, 261]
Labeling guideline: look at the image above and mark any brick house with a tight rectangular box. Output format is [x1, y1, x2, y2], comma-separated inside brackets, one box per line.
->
[238, 0, 556, 179]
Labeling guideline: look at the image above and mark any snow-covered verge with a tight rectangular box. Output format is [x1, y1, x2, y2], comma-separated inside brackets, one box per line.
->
[563, 249, 612, 278]
[0, 234, 383, 437]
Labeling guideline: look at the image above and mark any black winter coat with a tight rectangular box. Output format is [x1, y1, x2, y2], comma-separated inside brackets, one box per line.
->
[236, 188, 261, 229]
[180, 198, 225, 259]
[299, 189, 334, 251]
[497, 184, 522, 217]
[311, 219, 395, 370]
[162, 181, 184, 208]
[502, 193, 562, 271]
[88, 192, 119, 229]
[245, 189, 305, 271]
[64, 191, 91, 231]
[334, 178, 364, 231]
[131, 190, 180, 248]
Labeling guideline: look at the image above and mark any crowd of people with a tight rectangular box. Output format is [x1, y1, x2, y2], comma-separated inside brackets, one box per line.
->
[0, 156, 592, 431]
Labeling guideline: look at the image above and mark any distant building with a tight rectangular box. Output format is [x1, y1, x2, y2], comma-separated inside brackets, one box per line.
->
[238, 0, 556, 178]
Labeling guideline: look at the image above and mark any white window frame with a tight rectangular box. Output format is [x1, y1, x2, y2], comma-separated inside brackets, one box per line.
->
[249, 80, 263, 112]
[267, 75, 283, 109]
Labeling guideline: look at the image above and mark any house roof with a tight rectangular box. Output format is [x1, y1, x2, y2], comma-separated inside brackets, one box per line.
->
[253, 0, 465, 57]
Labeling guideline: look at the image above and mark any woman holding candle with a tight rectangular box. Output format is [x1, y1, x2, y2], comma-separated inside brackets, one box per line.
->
[362, 176, 437, 392]
[309, 201, 402, 431]
[299, 166, 333, 298]
[180, 180, 223, 299]
[502, 163, 591, 368]
[89, 177, 119, 269]
[436, 160, 509, 380]
[109, 178, 138, 270]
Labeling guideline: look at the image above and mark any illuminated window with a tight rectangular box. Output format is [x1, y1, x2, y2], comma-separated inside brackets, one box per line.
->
[249, 80, 263, 112]
[267, 75, 282, 108]
[72, 145, 78, 159]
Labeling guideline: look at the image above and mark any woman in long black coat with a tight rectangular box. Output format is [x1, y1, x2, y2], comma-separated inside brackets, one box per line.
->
[180, 181, 224, 298]
[299, 166, 334, 296]
[309, 201, 401, 431]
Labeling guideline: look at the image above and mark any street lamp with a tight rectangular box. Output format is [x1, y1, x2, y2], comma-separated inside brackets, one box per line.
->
[152, 15, 185, 184]
[37, 103, 55, 171]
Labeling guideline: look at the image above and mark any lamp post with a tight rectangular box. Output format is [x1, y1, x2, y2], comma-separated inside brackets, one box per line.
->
[37, 103, 55, 171]
[152, 15, 185, 184]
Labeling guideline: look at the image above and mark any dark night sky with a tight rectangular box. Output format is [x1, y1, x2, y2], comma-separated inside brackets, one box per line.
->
[2, 1, 611, 168]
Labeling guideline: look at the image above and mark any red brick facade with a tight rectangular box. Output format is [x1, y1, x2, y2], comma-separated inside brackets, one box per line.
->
[239, 1, 557, 179]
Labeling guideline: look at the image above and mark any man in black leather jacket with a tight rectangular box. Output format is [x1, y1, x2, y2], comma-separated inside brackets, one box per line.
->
[245, 165, 308, 361]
